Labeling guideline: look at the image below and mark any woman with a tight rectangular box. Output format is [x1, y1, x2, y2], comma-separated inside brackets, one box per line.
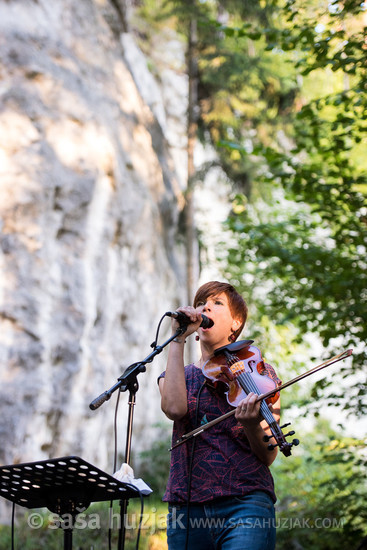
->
[158, 281, 281, 550]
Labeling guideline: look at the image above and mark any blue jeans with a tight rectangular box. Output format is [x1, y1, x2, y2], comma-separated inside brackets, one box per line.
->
[167, 491, 276, 550]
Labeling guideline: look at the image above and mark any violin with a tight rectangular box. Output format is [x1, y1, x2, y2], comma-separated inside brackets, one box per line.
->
[203, 340, 297, 457]
[170, 343, 353, 457]
[204, 339, 279, 407]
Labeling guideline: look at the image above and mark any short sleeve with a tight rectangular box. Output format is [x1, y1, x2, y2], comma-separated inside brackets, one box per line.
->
[263, 362, 282, 387]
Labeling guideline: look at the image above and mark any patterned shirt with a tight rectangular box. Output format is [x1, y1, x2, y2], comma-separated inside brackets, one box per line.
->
[159, 361, 281, 504]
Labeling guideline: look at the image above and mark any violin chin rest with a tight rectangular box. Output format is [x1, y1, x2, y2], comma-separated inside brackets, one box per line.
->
[214, 339, 254, 356]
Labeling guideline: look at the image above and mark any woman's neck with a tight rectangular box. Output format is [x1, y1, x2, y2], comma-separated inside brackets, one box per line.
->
[197, 342, 215, 367]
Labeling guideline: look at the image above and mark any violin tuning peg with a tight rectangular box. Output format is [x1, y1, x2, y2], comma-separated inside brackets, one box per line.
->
[267, 443, 278, 451]
[292, 439, 300, 447]
[280, 422, 291, 429]
[263, 435, 272, 443]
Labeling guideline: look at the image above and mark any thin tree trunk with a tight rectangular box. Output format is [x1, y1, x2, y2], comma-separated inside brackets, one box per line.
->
[186, 15, 199, 362]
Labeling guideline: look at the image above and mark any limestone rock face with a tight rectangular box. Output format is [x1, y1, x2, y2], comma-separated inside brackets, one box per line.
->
[0, 0, 187, 486]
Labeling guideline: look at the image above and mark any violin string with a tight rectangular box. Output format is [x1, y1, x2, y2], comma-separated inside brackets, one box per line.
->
[224, 356, 276, 429]
[237, 369, 282, 435]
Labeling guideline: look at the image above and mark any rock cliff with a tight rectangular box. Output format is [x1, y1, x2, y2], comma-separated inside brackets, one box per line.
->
[0, 0, 188, 488]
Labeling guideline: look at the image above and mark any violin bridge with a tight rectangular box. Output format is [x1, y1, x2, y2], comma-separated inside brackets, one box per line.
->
[229, 360, 246, 375]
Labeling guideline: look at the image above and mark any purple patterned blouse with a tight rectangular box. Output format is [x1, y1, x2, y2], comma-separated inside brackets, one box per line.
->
[159, 362, 281, 504]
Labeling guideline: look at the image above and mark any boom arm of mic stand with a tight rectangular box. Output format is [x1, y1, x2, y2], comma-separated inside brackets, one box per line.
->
[89, 325, 188, 410]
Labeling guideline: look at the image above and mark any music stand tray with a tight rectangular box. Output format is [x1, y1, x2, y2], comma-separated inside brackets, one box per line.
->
[0, 455, 141, 549]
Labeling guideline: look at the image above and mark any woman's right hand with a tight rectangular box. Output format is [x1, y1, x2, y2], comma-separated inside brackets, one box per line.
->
[171, 306, 204, 338]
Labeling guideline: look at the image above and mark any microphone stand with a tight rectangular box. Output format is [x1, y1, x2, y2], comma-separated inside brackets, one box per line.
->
[89, 320, 189, 550]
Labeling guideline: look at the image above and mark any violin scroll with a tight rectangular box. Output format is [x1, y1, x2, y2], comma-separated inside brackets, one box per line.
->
[263, 424, 300, 455]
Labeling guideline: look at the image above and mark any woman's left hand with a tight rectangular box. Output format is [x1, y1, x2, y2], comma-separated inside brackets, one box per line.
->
[235, 393, 262, 427]
[235, 393, 279, 465]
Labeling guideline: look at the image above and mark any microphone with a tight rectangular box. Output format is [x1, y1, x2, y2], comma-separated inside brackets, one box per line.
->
[167, 311, 214, 329]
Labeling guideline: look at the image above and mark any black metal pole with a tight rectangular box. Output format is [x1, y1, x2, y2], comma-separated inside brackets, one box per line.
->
[117, 383, 138, 550]
[89, 318, 190, 550]
[89, 325, 188, 411]
[63, 527, 73, 550]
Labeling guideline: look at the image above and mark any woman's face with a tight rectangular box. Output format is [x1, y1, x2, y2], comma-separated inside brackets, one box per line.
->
[196, 292, 240, 348]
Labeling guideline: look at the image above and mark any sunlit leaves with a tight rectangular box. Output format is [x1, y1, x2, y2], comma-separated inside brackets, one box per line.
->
[218, 4, 367, 419]
[273, 420, 367, 549]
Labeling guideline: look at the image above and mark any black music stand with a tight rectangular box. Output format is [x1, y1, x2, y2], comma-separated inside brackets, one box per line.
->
[0, 455, 141, 550]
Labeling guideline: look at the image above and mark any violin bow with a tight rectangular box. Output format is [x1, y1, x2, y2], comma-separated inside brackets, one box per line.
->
[170, 348, 353, 451]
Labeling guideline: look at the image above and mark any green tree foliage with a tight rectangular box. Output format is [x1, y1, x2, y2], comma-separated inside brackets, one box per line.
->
[221, 0, 366, 418]
[195, 1, 299, 194]
[137, 3, 366, 417]
[273, 419, 367, 549]
[212, 3, 367, 545]
[135, 4, 367, 545]
[138, 424, 171, 495]
[137, 0, 300, 194]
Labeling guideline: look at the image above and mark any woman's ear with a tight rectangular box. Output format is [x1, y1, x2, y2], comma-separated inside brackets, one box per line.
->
[232, 319, 241, 332]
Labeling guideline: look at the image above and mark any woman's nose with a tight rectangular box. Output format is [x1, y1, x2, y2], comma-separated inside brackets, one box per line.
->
[202, 301, 211, 312]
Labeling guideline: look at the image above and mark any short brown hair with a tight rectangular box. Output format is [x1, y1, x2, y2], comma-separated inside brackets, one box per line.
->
[193, 281, 248, 340]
